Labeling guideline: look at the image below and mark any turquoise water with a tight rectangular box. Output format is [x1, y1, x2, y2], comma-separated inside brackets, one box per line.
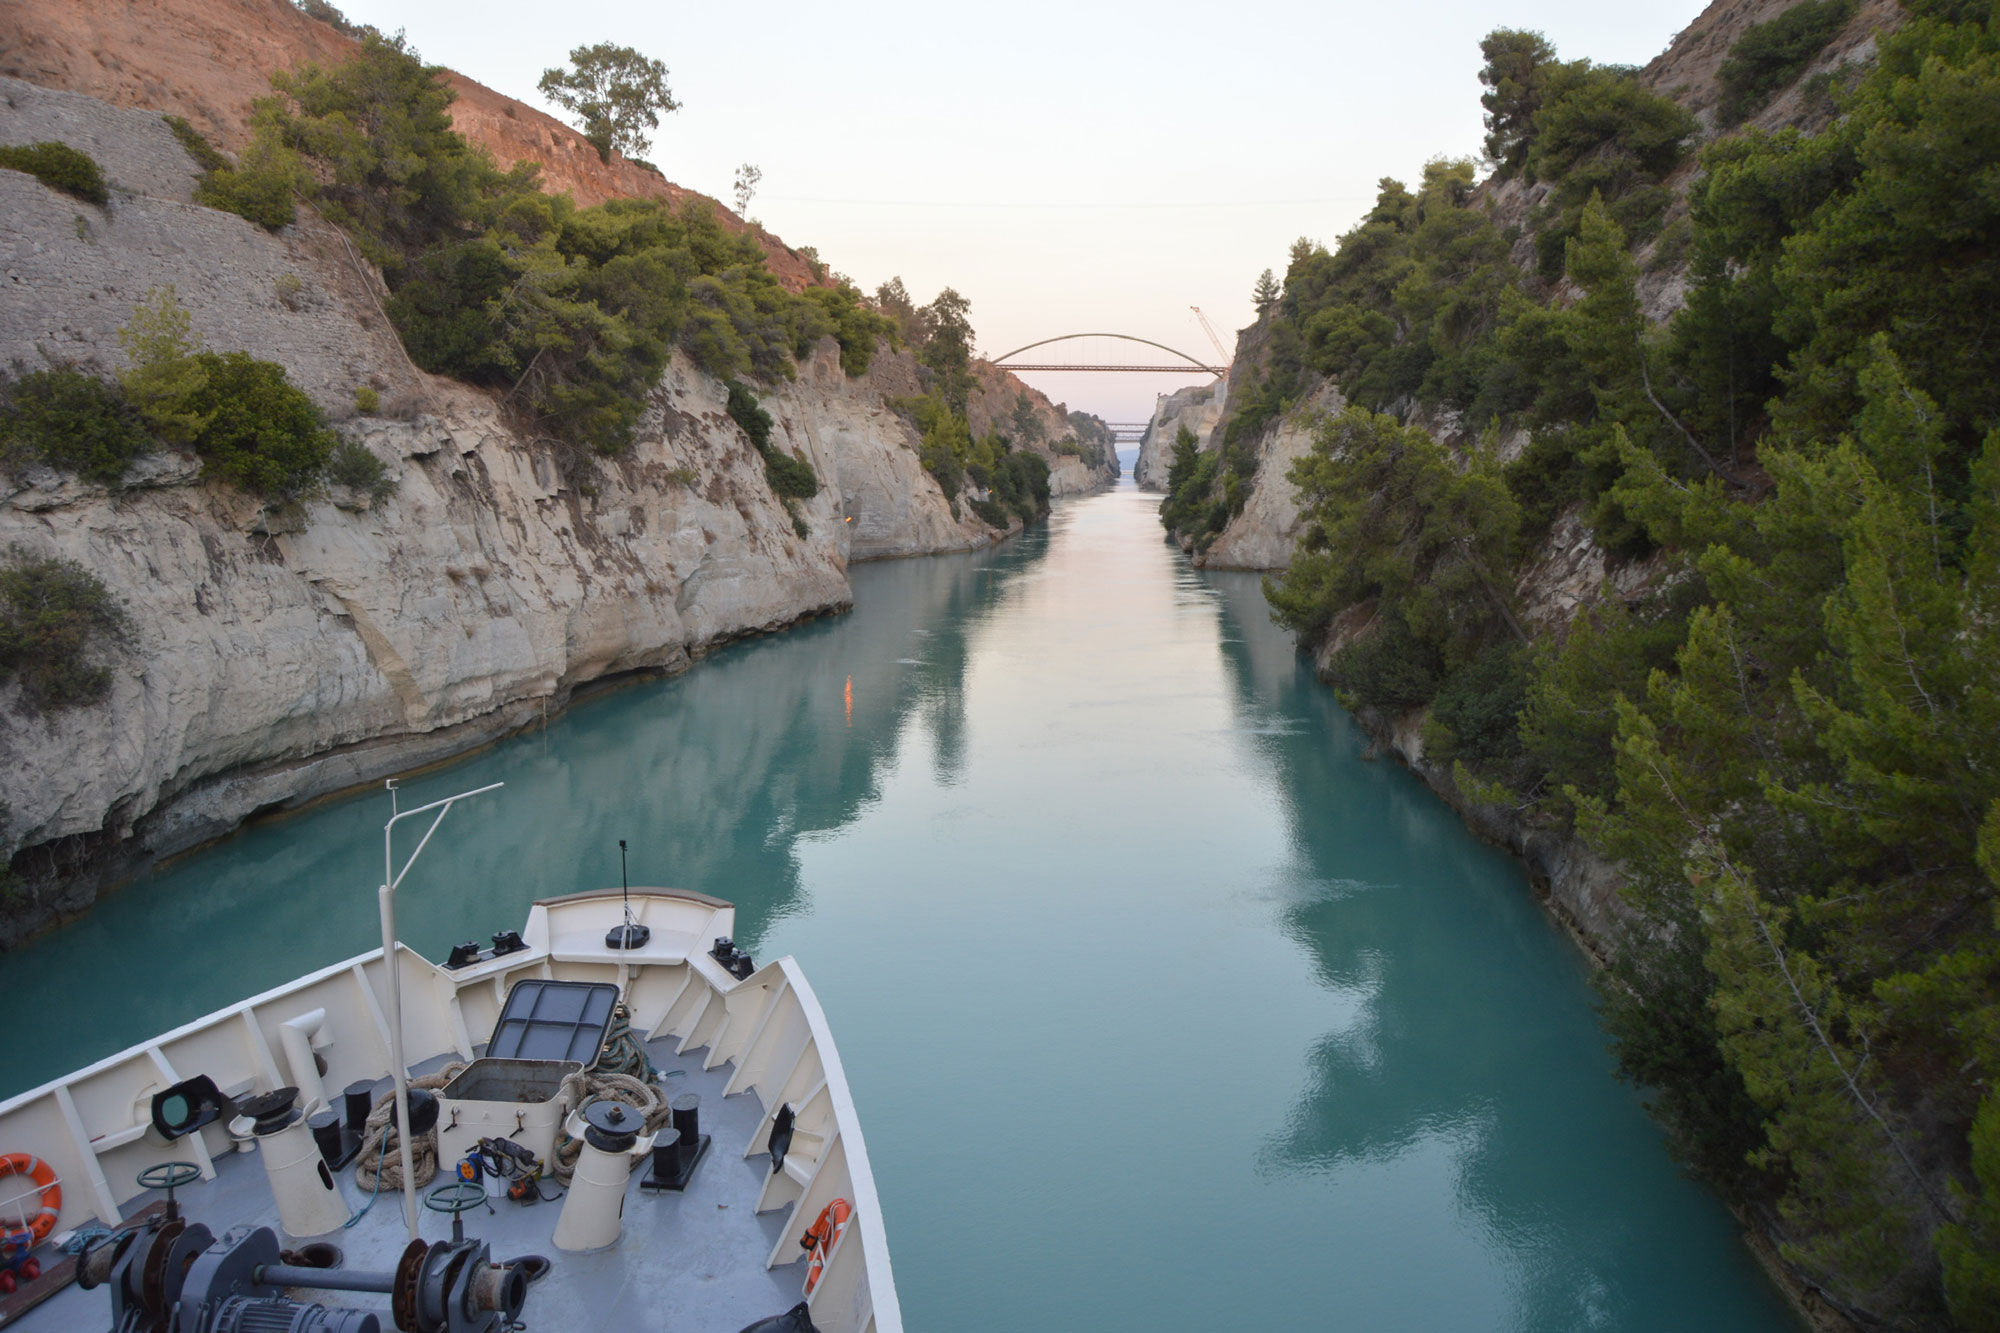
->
[0, 483, 1794, 1329]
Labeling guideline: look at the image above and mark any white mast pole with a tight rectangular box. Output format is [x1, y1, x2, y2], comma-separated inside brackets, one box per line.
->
[380, 779, 502, 1242]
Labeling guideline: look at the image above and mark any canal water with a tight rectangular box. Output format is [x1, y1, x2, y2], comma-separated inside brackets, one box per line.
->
[0, 482, 1794, 1329]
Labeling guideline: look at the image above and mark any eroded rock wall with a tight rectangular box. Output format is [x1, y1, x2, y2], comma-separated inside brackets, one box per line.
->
[1133, 379, 1226, 491]
[1196, 381, 1343, 572]
[0, 77, 996, 944]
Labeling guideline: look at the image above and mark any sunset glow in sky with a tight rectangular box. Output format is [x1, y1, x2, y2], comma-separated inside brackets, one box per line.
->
[335, 0, 1709, 423]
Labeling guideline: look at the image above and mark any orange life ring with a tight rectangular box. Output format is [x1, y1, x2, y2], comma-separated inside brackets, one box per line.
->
[799, 1196, 851, 1296]
[0, 1154, 60, 1246]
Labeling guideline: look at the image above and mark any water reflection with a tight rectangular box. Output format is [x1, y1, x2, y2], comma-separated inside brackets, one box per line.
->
[1204, 570, 1790, 1330]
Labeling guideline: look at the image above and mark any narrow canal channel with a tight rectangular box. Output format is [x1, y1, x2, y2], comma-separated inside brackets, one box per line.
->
[2, 481, 1794, 1329]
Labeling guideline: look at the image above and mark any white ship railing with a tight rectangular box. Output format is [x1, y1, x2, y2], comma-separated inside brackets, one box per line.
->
[0, 889, 901, 1333]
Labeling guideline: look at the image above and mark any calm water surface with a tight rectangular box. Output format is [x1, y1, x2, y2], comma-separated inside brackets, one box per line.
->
[1, 483, 1794, 1329]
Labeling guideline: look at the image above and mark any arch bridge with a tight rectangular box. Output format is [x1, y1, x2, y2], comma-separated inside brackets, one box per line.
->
[989, 333, 1226, 376]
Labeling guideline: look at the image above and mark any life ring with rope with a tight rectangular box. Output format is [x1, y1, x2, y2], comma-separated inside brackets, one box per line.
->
[0, 1153, 61, 1250]
[799, 1196, 851, 1296]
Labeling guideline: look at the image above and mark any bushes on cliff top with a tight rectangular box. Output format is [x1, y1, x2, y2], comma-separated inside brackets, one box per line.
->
[214, 32, 891, 456]
[1192, 33, 1698, 536]
[0, 551, 128, 713]
[0, 142, 109, 206]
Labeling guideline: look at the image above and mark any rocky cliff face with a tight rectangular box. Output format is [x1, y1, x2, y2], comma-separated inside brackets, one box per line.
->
[0, 71, 1012, 945]
[966, 369, 1120, 497]
[1133, 379, 1225, 491]
[1194, 380, 1341, 572]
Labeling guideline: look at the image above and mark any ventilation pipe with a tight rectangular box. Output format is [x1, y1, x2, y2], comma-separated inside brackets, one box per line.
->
[279, 1009, 331, 1115]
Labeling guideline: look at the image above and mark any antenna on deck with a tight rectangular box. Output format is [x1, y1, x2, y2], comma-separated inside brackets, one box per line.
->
[606, 837, 650, 949]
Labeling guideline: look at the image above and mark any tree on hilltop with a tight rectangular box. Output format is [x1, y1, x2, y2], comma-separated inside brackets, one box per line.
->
[1479, 28, 1557, 177]
[733, 163, 762, 220]
[1252, 268, 1280, 314]
[538, 43, 679, 163]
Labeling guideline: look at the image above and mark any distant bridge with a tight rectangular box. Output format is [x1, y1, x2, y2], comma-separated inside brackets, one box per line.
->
[990, 333, 1226, 376]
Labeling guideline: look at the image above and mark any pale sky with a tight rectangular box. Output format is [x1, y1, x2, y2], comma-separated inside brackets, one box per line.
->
[331, 0, 1710, 423]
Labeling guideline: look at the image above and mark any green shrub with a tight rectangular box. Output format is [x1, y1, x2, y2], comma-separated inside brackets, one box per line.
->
[353, 385, 380, 413]
[1425, 643, 1528, 769]
[325, 438, 393, 500]
[0, 142, 109, 206]
[0, 368, 153, 483]
[968, 496, 1008, 528]
[891, 393, 970, 501]
[799, 284, 892, 376]
[193, 136, 304, 229]
[724, 380, 773, 451]
[161, 115, 228, 173]
[1326, 605, 1443, 713]
[997, 449, 1050, 519]
[180, 352, 335, 496]
[1160, 428, 1219, 539]
[1717, 0, 1856, 125]
[763, 449, 818, 500]
[291, 0, 369, 36]
[1525, 65, 1695, 193]
[0, 551, 128, 711]
[215, 35, 907, 455]
[114, 289, 334, 496]
[118, 286, 213, 446]
[724, 379, 817, 499]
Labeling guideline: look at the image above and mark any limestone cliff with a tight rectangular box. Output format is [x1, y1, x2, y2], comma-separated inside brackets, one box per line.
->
[1132, 380, 1225, 491]
[967, 365, 1120, 497]
[0, 73, 1007, 945]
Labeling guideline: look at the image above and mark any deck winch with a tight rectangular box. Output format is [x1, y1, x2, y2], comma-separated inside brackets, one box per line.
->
[83, 1211, 527, 1333]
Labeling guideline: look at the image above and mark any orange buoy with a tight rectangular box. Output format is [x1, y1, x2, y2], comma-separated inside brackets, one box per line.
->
[0, 1153, 60, 1247]
[799, 1196, 852, 1296]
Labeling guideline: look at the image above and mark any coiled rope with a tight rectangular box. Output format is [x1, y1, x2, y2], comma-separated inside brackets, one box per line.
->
[544, 1004, 675, 1182]
[354, 1063, 467, 1193]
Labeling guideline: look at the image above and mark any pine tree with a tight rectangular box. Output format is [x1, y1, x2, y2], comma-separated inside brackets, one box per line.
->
[1252, 268, 1280, 315]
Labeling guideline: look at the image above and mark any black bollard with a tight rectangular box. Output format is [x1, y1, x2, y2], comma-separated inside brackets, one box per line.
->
[641, 1127, 681, 1191]
[310, 1110, 344, 1166]
[671, 1094, 700, 1173]
[639, 1094, 709, 1191]
[342, 1081, 375, 1132]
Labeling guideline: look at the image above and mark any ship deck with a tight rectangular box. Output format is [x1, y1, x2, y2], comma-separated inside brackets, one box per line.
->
[11, 1036, 813, 1332]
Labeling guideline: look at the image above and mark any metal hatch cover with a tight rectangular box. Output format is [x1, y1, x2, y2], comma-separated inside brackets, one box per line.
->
[485, 980, 620, 1063]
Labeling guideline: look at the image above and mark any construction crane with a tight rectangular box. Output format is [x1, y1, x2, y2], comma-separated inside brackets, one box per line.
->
[1189, 306, 1231, 370]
